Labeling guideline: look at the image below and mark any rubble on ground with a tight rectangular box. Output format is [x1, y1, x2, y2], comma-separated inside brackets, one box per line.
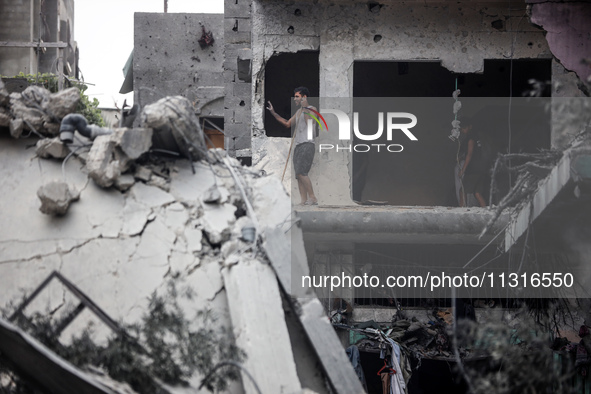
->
[0, 88, 360, 393]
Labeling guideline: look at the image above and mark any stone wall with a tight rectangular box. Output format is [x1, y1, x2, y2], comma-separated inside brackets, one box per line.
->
[0, 0, 77, 78]
[224, 0, 253, 158]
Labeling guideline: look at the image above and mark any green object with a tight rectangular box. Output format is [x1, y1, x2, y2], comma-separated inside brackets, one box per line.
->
[350, 330, 367, 345]
[119, 50, 134, 94]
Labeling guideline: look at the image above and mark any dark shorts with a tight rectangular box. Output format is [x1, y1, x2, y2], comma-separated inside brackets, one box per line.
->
[293, 142, 315, 177]
[464, 172, 489, 195]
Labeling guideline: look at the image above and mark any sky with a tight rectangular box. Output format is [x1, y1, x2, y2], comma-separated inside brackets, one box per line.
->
[74, 0, 223, 109]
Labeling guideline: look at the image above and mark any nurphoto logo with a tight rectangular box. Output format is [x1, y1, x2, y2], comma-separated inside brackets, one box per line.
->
[307, 109, 418, 153]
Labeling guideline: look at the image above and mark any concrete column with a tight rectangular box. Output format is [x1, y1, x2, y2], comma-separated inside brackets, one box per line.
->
[224, 0, 253, 158]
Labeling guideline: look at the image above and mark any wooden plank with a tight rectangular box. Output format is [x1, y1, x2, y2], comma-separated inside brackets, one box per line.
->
[0, 41, 67, 48]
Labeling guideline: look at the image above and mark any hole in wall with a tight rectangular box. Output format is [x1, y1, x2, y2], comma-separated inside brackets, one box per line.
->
[232, 20, 238, 32]
[238, 157, 252, 166]
[287, 26, 294, 34]
[239, 100, 245, 106]
[368, 2, 383, 13]
[294, 9, 301, 16]
[373, 35, 382, 43]
[491, 19, 505, 31]
[264, 51, 320, 138]
[352, 59, 552, 206]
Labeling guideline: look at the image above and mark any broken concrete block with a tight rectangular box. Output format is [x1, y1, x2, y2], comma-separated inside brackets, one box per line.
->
[201, 202, 236, 244]
[221, 239, 241, 259]
[0, 79, 8, 106]
[6, 86, 81, 137]
[44, 87, 79, 119]
[36, 137, 70, 159]
[86, 135, 120, 188]
[37, 180, 80, 215]
[9, 118, 23, 138]
[140, 96, 207, 161]
[134, 166, 152, 182]
[42, 121, 60, 136]
[85, 128, 154, 188]
[202, 185, 222, 204]
[114, 174, 135, 192]
[147, 174, 170, 192]
[184, 224, 203, 253]
[9, 91, 48, 135]
[111, 127, 153, 160]
[0, 110, 10, 127]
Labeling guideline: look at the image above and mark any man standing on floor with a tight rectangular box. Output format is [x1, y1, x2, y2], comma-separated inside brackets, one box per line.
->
[266, 86, 318, 205]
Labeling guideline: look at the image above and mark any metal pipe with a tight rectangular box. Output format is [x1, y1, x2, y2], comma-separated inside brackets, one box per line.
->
[59, 113, 112, 143]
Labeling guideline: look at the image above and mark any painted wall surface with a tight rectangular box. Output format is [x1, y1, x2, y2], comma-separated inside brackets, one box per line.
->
[134, 13, 225, 118]
[250, 0, 553, 205]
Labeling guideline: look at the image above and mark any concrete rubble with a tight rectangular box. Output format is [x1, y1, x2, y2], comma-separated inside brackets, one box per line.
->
[35, 137, 70, 159]
[86, 127, 153, 188]
[0, 90, 360, 394]
[2, 82, 79, 138]
[36, 180, 80, 215]
[141, 96, 208, 161]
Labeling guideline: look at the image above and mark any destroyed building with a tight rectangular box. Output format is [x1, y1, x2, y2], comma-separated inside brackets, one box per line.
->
[0, 0, 78, 90]
[1, 0, 591, 393]
[128, 0, 591, 392]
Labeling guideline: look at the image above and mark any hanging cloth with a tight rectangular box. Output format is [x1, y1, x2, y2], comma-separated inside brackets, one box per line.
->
[385, 338, 406, 394]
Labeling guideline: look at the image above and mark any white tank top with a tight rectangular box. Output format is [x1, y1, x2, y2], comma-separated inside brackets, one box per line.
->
[294, 107, 316, 145]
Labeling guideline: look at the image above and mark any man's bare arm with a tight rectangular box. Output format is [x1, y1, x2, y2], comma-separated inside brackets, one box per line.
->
[266, 101, 294, 128]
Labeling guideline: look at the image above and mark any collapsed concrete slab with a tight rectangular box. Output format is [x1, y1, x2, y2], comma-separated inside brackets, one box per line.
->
[0, 128, 358, 392]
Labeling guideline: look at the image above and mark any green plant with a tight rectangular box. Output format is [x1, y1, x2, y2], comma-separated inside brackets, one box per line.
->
[2, 280, 245, 393]
[456, 310, 575, 394]
[3, 72, 105, 127]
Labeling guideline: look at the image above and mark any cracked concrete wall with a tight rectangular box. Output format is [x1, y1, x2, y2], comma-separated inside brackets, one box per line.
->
[133, 13, 224, 118]
[0, 136, 231, 328]
[249, 0, 553, 205]
[0, 132, 307, 392]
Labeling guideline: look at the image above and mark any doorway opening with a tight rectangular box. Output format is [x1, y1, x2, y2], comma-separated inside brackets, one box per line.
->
[264, 51, 320, 137]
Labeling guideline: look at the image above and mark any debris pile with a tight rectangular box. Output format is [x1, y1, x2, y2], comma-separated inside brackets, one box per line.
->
[0, 84, 364, 393]
[336, 309, 466, 364]
[0, 79, 217, 214]
[0, 80, 79, 139]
